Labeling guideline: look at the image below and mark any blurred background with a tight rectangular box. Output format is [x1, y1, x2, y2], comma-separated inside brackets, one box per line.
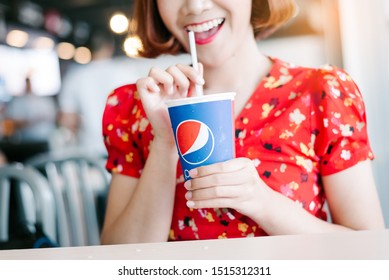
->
[0, 0, 388, 227]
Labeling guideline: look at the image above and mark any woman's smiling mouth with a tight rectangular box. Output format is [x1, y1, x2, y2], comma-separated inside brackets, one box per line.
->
[186, 18, 225, 45]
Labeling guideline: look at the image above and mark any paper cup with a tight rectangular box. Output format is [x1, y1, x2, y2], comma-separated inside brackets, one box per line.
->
[165, 92, 236, 180]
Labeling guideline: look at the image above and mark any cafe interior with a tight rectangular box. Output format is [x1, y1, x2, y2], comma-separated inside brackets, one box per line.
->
[0, 0, 388, 258]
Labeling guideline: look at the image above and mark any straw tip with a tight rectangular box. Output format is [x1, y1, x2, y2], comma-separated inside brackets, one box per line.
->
[188, 30, 195, 41]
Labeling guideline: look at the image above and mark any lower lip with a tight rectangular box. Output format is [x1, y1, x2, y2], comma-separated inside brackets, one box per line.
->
[193, 24, 223, 45]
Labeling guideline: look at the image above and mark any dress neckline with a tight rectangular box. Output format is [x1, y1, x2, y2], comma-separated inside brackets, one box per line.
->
[234, 56, 282, 121]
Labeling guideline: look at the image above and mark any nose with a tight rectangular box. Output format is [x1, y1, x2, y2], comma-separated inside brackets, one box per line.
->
[183, 0, 213, 15]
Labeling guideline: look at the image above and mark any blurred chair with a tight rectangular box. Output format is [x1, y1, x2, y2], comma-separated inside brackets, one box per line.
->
[25, 151, 110, 247]
[0, 163, 56, 244]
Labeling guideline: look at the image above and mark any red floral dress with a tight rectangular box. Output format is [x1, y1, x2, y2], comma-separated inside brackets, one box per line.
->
[102, 58, 374, 241]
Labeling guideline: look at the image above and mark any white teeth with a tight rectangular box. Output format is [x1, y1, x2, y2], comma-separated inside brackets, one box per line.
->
[187, 18, 224, 33]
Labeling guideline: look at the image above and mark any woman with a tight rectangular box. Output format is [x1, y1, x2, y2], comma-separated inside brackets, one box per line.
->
[100, 0, 384, 244]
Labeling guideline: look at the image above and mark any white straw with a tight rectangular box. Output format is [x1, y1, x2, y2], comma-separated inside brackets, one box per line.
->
[188, 31, 203, 96]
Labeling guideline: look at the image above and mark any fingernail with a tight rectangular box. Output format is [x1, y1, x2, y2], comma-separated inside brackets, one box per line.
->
[184, 180, 191, 189]
[152, 84, 160, 92]
[186, 200, 195, 208]
[189, 169, 198, 177]
[185, 191, 192, 199]
[197, 77, 205, 85]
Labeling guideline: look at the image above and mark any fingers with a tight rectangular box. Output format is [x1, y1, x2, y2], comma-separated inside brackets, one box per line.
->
[184, 175, 242, 209]
[186, 197, 234, 209]
[184, 158, 252, 193]
[185, 184, 240, 201]
[183, 158, 260, 210]
[136, 76, 160, 96]
[138, 64, 204, 97]
[190, 158, 251, 179]
[148, 66, 175, 95]
[168, 64, 204, 97]
[166, 65, 190, 96]
[177, 63, 204, 85]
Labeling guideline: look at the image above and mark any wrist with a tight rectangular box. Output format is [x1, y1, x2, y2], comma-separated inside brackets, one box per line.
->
[255, 185, 297, 235]
[151, 137, 178, 158]
[245, 182, 277, 227]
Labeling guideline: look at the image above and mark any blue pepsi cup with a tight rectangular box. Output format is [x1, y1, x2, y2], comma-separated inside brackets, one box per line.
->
[165, 92, 236, 181]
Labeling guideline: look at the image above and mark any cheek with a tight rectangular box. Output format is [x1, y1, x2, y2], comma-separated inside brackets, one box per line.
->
[157, 0, 184, 28]
[156, 1, 174, 28]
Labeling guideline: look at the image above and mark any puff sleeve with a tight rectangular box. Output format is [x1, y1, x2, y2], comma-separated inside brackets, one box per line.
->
[312, 66, 374, 176]
[102, 84, 150, 178]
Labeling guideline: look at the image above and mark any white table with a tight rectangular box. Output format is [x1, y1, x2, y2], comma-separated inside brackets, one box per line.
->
[0, 230, 388, 260]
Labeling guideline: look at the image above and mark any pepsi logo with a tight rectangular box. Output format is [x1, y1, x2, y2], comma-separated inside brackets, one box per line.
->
[176, 120, 215, 165]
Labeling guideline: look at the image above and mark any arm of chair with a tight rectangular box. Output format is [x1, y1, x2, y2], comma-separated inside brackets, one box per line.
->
[0, 163, 56, 242]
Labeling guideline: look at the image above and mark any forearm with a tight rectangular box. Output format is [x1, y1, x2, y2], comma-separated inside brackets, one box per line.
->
[101, 140, 178, 244]
[254, 187, 353, 236]
[250, 161, 385, 235]
[184, 158, 383, 236]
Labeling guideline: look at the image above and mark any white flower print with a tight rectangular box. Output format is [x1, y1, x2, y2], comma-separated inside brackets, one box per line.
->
[139, 118, 149, 132]
[313, 184, 319, 196]
[296, 156, 313, 172]
[341, 150, 351, 160]
[309, 201, 316, 211]
[131, 121, 139, 133]
[288, 92, 297, 100]
[340, 124, 353, 137]
[332, 88, 341, 98]
[107, 95, 119, 106]
[340, 139, 349, 148]
[289, 109, 306, 125]
[323, 118, 329, 128]
[226, 212, 236, 220]
[356, 121, 365, 132]
[337, 70, 348, 81]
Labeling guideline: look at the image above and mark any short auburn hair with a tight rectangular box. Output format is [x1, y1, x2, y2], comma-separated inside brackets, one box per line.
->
[133, 0, 296, 58]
